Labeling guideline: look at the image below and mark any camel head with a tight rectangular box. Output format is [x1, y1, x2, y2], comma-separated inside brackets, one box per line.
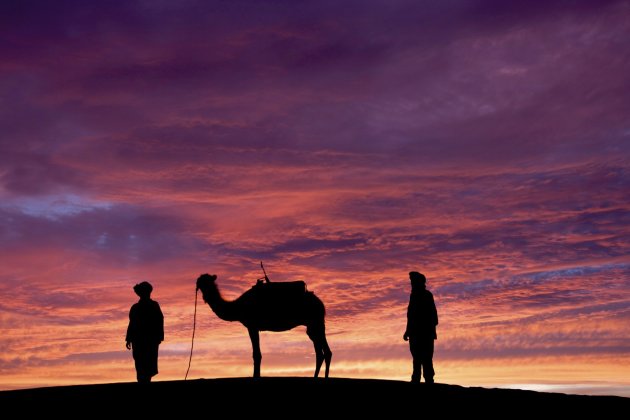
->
[196, 273, 217, 292]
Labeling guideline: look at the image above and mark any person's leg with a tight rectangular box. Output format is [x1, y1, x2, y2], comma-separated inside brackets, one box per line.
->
[147, 343, 159, 379]
[409, 337, 422, 383]
[133, 342, 152, 383]
[420, 338, 435, 383]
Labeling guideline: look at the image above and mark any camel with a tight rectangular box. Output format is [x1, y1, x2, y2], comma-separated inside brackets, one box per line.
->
[196, 273, 332, 378]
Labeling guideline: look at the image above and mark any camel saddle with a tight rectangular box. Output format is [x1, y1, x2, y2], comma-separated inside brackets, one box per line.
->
[254, 280, 307, 295]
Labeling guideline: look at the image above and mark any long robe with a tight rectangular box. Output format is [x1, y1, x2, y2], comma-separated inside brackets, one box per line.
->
[126, 298, 164, 382]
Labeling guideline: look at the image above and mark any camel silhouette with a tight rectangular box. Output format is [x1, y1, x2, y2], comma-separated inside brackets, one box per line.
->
[196, 273, 332, 378]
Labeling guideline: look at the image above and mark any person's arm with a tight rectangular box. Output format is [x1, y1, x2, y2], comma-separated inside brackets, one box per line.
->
[157, 303, 164, 343]
[430, 293, 438, 339]
[403, 295, 413, 341]
[125, 306, 135, 349]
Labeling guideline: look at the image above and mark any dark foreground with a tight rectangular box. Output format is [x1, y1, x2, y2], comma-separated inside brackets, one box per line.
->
[1, 377, 628, 416]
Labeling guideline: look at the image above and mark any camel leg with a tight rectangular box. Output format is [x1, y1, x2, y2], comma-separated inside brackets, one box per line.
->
[248, 328, 262, 378]
[313, 341, 324, 378]
[322, 334, 332, 379]
[307, 326, 325, 378]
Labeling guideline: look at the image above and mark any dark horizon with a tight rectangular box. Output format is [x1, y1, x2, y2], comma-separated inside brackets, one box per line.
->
[2, 377, 629, 417]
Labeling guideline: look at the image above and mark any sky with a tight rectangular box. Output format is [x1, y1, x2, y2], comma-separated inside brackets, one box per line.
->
[1, 0, 629, 397]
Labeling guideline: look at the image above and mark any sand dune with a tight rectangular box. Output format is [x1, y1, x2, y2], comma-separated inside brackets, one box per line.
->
[1, 377, 628, 416]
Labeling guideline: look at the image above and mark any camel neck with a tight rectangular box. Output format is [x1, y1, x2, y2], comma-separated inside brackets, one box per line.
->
[203, 285, 239, 322]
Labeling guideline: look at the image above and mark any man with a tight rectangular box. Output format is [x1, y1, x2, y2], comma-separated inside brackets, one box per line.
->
[126, 281, 164, 383]
[403, 271, 438, 384]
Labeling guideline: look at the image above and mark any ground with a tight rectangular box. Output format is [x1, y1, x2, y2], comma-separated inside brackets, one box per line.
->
[1, 377, 627, 417]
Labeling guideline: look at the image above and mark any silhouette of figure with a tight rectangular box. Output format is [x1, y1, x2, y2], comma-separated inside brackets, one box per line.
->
[403, 271, 438, 384]
[196, 273, 332, 378]
[125, 281, 164, 383]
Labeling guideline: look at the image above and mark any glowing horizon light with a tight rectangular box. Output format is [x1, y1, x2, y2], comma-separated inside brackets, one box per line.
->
[502, 384, 630, 398]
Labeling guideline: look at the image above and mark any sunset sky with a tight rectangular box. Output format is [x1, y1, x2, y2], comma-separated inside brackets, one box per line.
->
[1, 0, 629, 397]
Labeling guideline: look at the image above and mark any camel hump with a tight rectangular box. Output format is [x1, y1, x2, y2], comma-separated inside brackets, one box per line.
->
[255, 280, 307, 295]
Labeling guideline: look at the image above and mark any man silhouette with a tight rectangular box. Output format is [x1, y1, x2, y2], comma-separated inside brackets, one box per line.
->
[403, 271, 438, 384]
[126, 281, 164, 383]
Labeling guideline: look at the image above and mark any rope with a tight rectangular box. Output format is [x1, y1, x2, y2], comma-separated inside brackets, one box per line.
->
[185, 288, 198, 380]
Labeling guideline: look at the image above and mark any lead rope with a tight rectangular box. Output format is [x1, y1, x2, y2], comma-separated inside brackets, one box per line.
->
[185, 288, 198, 380]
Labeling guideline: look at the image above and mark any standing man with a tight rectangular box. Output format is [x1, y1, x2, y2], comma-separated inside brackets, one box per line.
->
[403, 271, 438, 384]
[126, 281, 164, 383]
